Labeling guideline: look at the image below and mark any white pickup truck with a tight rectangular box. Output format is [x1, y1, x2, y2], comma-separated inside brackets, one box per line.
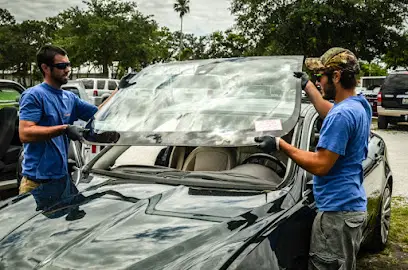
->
[76, 78, 120, 106]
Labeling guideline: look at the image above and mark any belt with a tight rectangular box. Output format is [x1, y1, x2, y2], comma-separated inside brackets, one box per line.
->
[23, 176, 65, 184]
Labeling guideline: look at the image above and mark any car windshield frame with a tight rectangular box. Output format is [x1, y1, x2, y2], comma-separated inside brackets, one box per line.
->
[85, 56, 303, 147]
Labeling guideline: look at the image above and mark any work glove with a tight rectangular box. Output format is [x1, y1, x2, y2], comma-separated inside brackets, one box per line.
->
[254, 136, 281, 153]
[65, 125, 88, 141]
[293, 72, 310, 90]
[118, 72, 137, 89]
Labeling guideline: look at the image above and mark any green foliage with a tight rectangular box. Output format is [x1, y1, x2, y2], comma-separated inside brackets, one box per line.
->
[0, 18, 51, 86]
[173, 0, 190, 18]
[383, 34, 408, 69]
[0, 8, 15, 25]
[360, 62, 388, 76]
[230, 0, 408, 62]
[50, 0, 160, 76]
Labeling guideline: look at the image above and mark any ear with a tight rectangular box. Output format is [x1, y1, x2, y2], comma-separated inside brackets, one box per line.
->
[333, 71, 341, 84]
[41, 63, 49, 74]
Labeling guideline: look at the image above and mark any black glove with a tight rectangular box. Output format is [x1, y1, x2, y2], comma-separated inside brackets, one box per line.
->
[254, 136, 280, 153]
[118, 72, 137, 89]
[293, 72, 309, 90]
[65, 125, 88, 141]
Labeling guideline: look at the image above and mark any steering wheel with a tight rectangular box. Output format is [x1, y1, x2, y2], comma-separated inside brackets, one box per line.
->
[242, 153, 287, 178]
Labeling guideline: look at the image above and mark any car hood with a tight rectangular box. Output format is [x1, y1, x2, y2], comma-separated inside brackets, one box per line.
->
[0, 174, 290, 269]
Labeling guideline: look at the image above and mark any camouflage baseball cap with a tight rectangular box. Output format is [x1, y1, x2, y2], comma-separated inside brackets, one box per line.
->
[305, 47, 360, 73]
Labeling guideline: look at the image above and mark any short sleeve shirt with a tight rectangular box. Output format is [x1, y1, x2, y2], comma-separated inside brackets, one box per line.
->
[19, 83, 98, 180]
[313, 94, 372, 211]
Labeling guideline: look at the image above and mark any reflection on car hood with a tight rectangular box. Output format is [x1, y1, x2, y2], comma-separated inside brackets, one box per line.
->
[0, 175, 289, 269]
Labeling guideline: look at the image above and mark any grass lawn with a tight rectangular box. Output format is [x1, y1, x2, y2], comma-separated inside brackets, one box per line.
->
[357, 197, 408, 269]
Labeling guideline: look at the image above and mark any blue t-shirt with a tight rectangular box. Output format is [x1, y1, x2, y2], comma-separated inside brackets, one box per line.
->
[19, 83, 98, 180]
[313, 94, 372, 212]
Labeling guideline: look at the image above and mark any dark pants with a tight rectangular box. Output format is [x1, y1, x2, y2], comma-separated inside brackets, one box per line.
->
[309, 211, 367, 270]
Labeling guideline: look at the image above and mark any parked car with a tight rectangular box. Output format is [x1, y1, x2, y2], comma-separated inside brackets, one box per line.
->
[61, 80, 92, 104]
[377, 71, 408, 129]
[0, 80, 24, 198]
[0, 57, 392, 269]
[0, 79, 25, 109]
[76, 78, 119, 106]
[358, 86, 380, 117]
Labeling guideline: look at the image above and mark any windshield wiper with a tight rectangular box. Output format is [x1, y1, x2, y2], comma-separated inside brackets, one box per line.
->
[111, 164, 175, 172]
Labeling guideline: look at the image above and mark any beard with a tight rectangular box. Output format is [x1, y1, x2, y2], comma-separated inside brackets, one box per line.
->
[51, 70, 69, 86]
[323, 81, 336, 100]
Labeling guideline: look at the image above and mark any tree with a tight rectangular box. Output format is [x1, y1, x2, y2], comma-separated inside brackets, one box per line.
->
[0, 9, 16, 73]
[0, 8, 15, 25]
[0, 18, 51, 85]
[230, 0, 408, 62]
[360, 62, 388, 77]
[383, 33, 408, 69]
[51, 0, 161, 77]
[173, 0, 190, 60]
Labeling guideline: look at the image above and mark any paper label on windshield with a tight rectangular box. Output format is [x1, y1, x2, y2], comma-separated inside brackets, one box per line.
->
[255, 119, 282, 131]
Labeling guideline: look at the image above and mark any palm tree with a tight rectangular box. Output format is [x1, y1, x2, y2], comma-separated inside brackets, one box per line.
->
[173, 0, 190, 60]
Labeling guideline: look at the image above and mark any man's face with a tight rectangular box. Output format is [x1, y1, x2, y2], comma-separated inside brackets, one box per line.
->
[316, 71, 336, 100]
[50, 54, 71, 85]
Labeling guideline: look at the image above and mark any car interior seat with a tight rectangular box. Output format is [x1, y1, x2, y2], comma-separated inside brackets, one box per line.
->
[181, 147, 237, 171]
[0, 107, 21, 173]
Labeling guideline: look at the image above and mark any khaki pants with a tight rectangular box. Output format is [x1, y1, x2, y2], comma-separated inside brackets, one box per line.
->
[19, 176, 40, 195]
[309, 211, 367, 270]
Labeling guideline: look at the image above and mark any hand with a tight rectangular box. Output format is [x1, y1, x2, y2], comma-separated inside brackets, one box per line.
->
[293, 72, 310, 90]
[65, 125, 88, 141]
[254, 136, 280, 153]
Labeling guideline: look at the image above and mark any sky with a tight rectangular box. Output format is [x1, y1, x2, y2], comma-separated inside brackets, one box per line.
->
[0, 0, 235, 36]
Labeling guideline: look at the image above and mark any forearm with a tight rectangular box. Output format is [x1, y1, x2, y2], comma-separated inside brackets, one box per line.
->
[279, 139, 328, 176]
[19, 125, 67, 143]
[304, 81, 333, 119]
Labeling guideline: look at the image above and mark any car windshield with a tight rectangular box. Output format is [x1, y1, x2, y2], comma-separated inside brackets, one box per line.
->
[88, 56, 302, 146]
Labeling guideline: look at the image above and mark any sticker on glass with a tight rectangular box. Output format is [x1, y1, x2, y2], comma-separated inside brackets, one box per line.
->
[255, 119, 283, 131]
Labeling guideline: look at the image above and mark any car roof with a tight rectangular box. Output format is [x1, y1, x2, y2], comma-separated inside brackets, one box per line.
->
[0, 79, 26, 93]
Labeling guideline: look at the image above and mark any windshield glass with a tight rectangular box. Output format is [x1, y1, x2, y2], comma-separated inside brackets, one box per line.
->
[89, 56, 302, 146]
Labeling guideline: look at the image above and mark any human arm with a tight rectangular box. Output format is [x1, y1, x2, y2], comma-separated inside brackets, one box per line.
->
[278, 139, 339, 176]
[18, 92, 68, 143]
[255, 112, 351, 177]
[254, 136, 339, 176]
[19, 120, 67, 143]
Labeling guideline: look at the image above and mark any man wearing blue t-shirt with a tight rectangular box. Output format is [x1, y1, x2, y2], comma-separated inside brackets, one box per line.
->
[18, 45, 98, 210]
[255, 48, 371, 270]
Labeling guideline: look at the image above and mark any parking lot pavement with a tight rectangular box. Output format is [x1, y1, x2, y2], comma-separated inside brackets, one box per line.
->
[371, 119, 408, 198]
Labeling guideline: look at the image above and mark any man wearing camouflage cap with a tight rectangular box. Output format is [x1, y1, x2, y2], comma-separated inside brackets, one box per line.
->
[255, 47, 371, 269]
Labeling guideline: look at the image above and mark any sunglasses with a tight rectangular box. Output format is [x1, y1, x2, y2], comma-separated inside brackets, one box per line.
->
[50, 62, 71, 69]
[314, 73, 324, 82]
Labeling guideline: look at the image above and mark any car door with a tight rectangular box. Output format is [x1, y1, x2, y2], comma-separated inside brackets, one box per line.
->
[361, 133, 386, 233]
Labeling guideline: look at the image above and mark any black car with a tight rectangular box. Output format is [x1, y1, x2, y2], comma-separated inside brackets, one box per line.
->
[0, 80, 25, 198]
[0, 57, 393, 269]
[377, 71, 408, 129]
